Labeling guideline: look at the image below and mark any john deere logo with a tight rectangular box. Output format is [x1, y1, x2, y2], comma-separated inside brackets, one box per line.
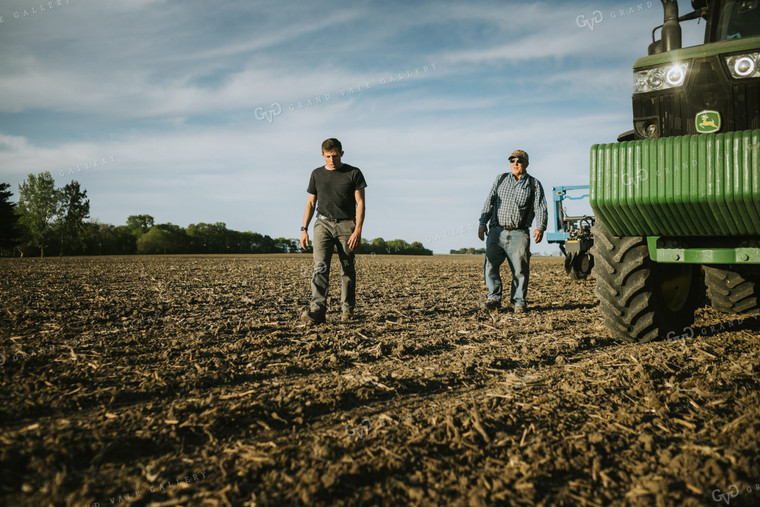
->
[695, 110, 721, 134]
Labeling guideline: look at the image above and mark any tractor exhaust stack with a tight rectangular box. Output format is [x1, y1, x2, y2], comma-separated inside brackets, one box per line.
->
[660, 0, 682, 52]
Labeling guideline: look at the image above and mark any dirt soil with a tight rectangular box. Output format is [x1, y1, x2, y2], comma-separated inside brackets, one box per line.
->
[1, 254, 759, 506]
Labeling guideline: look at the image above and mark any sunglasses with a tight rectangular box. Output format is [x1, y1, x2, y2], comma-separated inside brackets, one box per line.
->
[509, 156, 525, 164]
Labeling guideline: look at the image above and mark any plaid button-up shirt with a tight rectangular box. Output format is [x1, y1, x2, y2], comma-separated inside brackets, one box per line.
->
[479, 172, 548, 231]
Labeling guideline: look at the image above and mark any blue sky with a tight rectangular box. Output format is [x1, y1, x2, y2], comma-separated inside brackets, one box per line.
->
[0, 0, 704, 254]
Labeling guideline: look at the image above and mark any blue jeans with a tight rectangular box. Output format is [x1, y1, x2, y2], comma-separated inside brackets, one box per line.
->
[310, 217, 356, 313]
[484, 227, 530, 307]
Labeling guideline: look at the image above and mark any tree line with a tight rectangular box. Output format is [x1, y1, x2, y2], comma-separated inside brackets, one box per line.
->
[450, 247, 486, 255]
[0, 173, 432, 257]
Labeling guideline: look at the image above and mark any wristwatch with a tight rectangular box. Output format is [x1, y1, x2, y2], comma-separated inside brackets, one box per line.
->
[300, 226, 307, 231]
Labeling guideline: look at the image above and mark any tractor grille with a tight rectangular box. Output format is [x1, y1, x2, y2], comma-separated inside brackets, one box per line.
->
[590, 129, 760, 237]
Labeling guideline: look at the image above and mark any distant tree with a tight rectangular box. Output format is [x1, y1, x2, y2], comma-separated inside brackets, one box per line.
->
[359, 237, 432, 255]
[450, 247, 485, 255]
[234, 231, 264, 253]
[371, 238, 387, 252]
[274, 237, 300, 253]
[0, 183, 21, 255]
[56, 181, 90, 255]
[187, 222, 228, 253]
[157, 223, 189, 252]
[81, 222, 104, 255]
[82, 222, 136, 255]
[226, 229, 246, 253]
[137, 223, 189, 254]
[386, 239, 408, 253]
[137, 227, 172, 254]
[112, 225, 138, 254]
[16, 172, 59, 257]
[126, 215, 154, 237]
[259, 234, 276, 253]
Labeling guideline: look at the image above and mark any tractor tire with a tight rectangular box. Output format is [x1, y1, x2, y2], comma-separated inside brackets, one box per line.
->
[591, 222, 703, 343]
[568, 252, 593, 280]
[704, 266, 760, 315]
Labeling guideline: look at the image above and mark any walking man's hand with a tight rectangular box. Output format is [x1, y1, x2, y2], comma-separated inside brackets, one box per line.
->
[478, 226, 487, 241]
[348, 231, 361, 250]
[300, 230, 310, 250]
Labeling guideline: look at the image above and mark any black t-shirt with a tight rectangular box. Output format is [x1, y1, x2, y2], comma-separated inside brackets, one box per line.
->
[307, 164, 367, 220]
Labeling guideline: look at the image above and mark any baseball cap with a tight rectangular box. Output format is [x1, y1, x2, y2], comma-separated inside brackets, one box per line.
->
[510, 150, 529, 163]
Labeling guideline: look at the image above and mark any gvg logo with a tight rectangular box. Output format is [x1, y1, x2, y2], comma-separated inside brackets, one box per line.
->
[254, 103, 282, 123]
[576, 10, 603, 31]
[577, 2, 655, 31]
[345, 418, 372, 440]
[712, 482, 760, 504]
[713, 485, 739, 504]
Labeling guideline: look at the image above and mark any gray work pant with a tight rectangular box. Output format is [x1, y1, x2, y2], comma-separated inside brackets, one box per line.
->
[309, 217, 356, 313]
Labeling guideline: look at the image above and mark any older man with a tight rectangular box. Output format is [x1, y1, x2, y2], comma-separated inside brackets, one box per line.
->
[477, 149, 547, 314]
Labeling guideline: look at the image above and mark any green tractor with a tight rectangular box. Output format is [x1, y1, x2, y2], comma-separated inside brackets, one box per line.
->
[590, 0, 760, 342]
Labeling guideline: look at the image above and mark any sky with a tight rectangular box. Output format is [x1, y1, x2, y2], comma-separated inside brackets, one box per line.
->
[0, 0, 705, 254]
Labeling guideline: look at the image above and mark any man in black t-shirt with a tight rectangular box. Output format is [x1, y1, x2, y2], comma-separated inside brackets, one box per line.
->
[300, 138, 367, 324]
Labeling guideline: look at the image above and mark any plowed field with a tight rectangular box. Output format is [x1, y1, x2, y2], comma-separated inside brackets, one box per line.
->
[1, 254, 759, 506]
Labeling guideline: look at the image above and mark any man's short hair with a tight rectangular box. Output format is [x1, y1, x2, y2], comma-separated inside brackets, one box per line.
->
[321, 138, 343, 153]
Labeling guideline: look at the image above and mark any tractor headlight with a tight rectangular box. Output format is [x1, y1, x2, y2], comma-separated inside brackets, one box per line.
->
[633, 63, 689, 94]
[665, 65, 687, 87]
[725, 53, 760, 79]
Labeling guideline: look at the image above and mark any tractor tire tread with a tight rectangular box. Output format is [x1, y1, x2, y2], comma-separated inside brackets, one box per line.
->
[591, 222, 700, 343]
[704, 266, 760, 315]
